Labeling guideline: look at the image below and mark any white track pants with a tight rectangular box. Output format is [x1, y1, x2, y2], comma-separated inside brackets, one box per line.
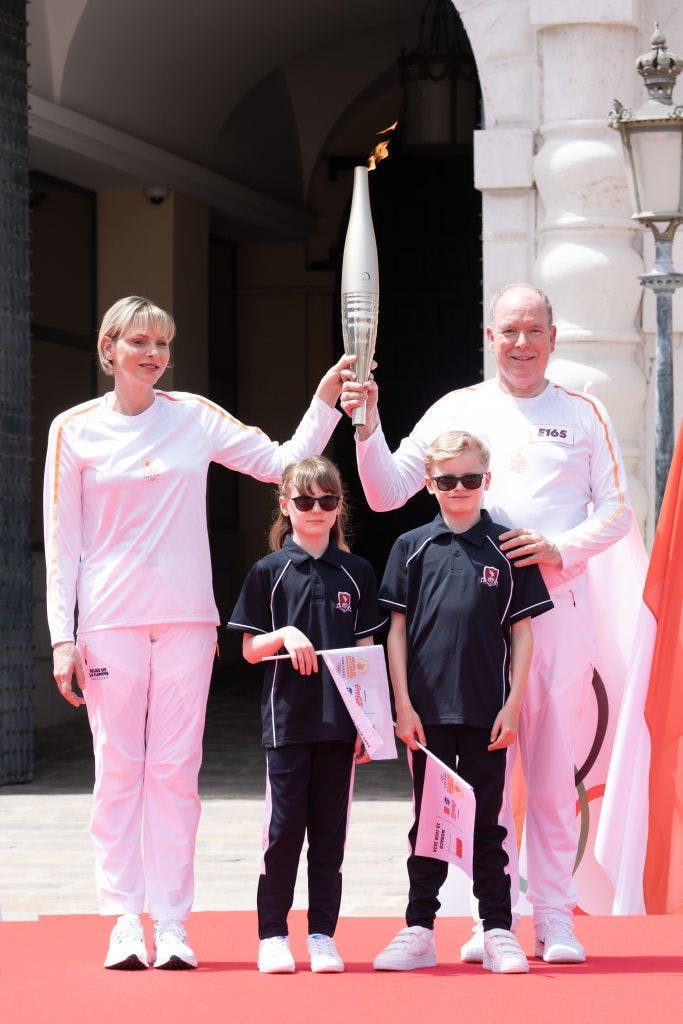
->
[500, 575, 595, 926]
[77, 623, 216, 921]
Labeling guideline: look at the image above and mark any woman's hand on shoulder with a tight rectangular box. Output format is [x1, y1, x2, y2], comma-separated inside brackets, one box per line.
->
[52, 641, 86, 708]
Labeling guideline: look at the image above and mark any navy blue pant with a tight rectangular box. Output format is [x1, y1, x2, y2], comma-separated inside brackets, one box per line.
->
[406, 724, 511, 932]
[258, 741, 354, 939]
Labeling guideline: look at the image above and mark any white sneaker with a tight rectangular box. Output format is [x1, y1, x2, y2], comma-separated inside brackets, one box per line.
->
[373, 926, 436, 971]
[306, 933, 344, 973]
[104, 913, 148, 970]
[483, 928, 529, 974]
[258, 935, 296, 974]
[460, 922, 485, 963]
[534, 918, 585, 963]
[461, 913, 520, 964]
[152, 920, 198, 969]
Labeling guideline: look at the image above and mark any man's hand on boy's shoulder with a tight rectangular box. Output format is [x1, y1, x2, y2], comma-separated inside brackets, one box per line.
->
[498, 527, 562, 568]
[395, 704, 426, 750]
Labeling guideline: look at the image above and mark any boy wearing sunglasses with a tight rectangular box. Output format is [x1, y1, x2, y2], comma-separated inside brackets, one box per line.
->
[374, 431, 553, 974]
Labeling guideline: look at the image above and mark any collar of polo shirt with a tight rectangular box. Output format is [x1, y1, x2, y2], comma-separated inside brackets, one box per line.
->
[282, 534, 342, 566]
[429, 509, 493, 546]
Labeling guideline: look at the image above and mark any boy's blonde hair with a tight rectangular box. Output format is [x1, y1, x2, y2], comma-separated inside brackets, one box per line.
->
[269, 456, 351, 552]
[97, 296, 176, 376]
[423, 430, 490, 474]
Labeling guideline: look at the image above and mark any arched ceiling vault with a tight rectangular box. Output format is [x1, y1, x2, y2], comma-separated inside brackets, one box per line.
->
[28, 0, 425, 238]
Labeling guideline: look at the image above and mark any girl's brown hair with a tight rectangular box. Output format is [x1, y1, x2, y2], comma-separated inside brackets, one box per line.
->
[269, 456, 351, 552]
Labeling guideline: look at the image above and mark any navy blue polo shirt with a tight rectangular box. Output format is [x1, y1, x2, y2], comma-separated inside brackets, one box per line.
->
[228, 536, 387, 748]
[380, 510, 553, 729]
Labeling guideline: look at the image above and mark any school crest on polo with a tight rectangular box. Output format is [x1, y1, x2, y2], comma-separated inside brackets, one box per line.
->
[336, 591, 352, 612]
[481, 566, 499, 588]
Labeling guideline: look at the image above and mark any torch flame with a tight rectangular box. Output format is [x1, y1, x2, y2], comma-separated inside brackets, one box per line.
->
[368, 121, 398, 171]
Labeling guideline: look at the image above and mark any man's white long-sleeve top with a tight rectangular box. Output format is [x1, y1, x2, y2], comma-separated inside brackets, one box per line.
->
[356, 378, 631, 590]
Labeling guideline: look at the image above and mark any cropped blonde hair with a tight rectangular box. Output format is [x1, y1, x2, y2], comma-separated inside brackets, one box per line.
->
[270, 456, 350, 552]
[97, 296, 176, 376]
[424, 430, 490, 474]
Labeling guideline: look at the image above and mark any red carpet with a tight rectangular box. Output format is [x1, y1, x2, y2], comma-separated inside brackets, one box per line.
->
[2, 913, 681, 1024]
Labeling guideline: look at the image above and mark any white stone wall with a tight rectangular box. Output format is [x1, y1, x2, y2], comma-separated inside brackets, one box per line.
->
[455, 0, 683, 541]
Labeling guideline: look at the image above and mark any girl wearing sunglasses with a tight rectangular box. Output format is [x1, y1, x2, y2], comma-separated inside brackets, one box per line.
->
[228, 456, 387, 975]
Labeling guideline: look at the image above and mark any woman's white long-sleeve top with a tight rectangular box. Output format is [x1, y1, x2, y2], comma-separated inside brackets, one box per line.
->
[44, 390, 340, 644]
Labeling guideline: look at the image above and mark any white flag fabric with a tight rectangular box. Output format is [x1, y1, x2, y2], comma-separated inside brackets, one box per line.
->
[415, 746, 476, 879]
[439, 515, 648, 916]
[321, 644, 397, 760]
[594, 601, 654, 914]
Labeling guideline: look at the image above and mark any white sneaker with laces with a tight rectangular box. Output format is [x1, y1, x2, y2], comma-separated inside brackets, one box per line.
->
[152, 920, 198, 969]
[104, 913, 148, 970]
[373, 926, 437, 971]
[483, 928, 529, 974]
[306, 933, 344, 973]
[534, 918, 585, 963]
[258, 935, 296, 974]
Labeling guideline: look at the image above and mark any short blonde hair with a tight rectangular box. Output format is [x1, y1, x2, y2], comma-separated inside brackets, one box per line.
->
[97, 296, 175, 376]
[424, 430, 490, 474]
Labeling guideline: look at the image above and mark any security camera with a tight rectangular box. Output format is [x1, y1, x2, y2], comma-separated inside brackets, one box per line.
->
[142, 187, 170, 205]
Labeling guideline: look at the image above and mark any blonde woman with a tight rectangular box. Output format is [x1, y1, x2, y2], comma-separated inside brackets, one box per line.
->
[44, 296, 350, 971]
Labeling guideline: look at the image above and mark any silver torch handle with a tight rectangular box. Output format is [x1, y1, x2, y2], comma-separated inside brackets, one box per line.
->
[341, 166, 379, 427]
[341, 292, 379, 426]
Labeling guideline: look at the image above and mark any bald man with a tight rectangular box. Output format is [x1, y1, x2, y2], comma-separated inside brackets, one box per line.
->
[342, 284, 631, 966]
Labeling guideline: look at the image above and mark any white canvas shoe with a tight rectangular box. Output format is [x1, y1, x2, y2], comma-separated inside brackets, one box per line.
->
[306, 933, 344, 973]
[373, 926, 437, 971]
[483, 928, 529, 974]
[258, 935, 296, 974]
[534, 918, 585, 963]
[152, 920, 198, 969]
[104, 913, 148, 970]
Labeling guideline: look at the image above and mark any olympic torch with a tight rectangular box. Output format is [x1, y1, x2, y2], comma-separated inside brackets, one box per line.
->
[341, 166, 379, 426]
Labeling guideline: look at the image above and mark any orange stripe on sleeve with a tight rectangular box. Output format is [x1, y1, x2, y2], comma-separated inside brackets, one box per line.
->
[554, 386, 626, 546]
[156, 391, 262, 434]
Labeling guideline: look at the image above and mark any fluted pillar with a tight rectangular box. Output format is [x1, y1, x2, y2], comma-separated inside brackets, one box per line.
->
[529, 2, 648, 527]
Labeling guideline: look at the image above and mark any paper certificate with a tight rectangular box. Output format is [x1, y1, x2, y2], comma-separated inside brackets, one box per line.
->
[321, 645, 397, 761]
[415, 748, 476, 878]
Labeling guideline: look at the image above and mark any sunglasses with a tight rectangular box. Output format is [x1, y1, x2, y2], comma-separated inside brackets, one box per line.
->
[289, 494, 341, 512]
[429, 473, 486, 491]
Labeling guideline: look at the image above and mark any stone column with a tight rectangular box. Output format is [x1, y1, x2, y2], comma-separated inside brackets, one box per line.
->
[457, 0, 539, 378]
[529, 1, 648, 527]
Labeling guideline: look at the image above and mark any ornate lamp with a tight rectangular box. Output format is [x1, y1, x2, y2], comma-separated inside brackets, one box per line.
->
[399, 0, 476, 151]
[609, 24, 683, 520]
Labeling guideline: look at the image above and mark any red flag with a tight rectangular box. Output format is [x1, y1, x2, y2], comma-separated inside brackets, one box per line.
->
[643, 421, 683, 914]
